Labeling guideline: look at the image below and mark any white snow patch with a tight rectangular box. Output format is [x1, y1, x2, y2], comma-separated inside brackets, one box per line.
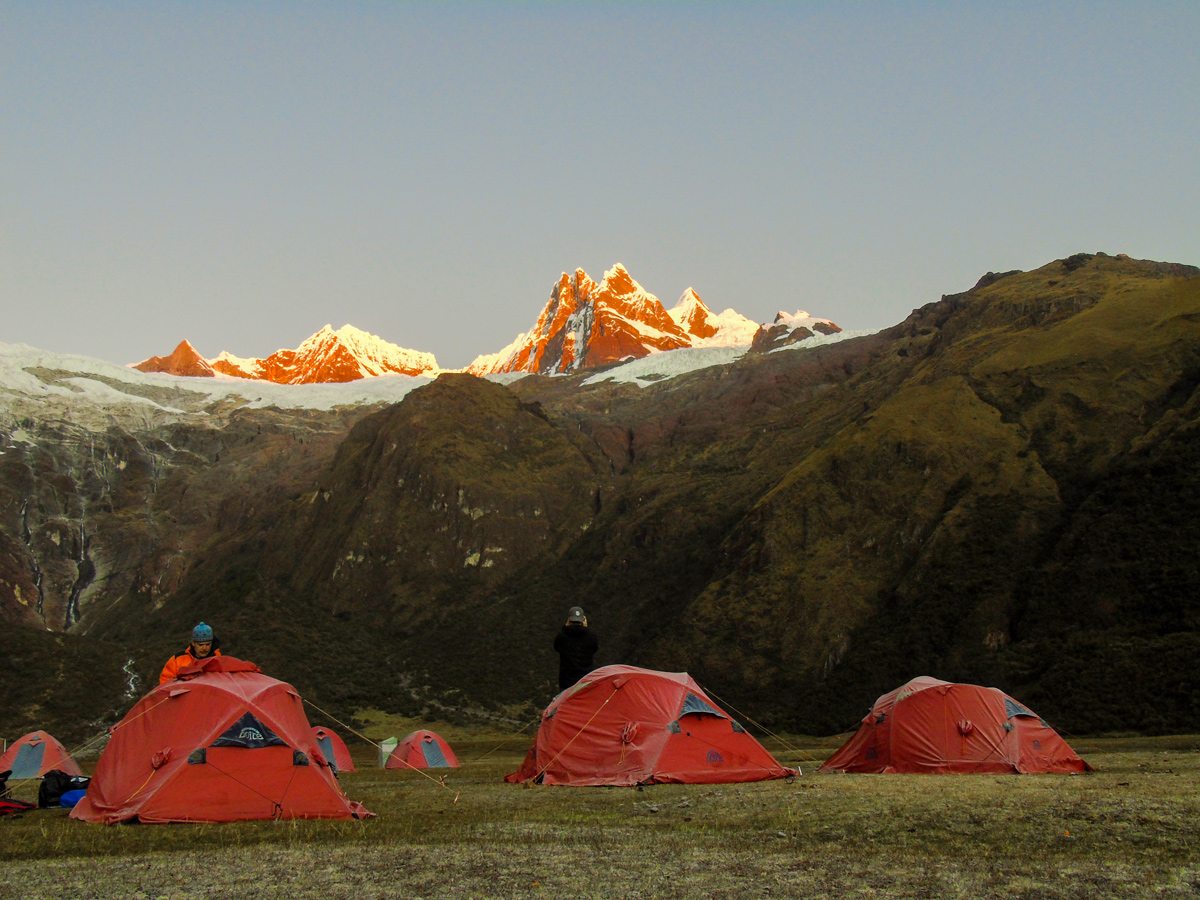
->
[466, 329, 535, 375]
[0, 341, 432, 416]
[581, 328, 874, 388]
[482, 372, 533, 386]
[667, 289, 759, 347]
[210, 350, 264, 377]
[773, 310, 840, 333]
[692, 308, 761, 347]
[768, 328, 875, 354]
[61, 376, 182, 409]
[582, 346, 747, 388]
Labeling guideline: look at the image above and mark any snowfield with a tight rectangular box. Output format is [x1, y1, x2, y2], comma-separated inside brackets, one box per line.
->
[0, 342, 433, 426]
[581, 328, 873, 388]
[1, 328, 874, 430]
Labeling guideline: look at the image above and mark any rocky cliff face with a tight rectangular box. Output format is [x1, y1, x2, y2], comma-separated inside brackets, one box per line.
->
[0, 400, 369, 634]
[468, 265, 762, 375]
[749, 310, 842, 353]
[0, 347, 419, 641]
[133, 340, 216, 377]
[4, 252, 1200, 743]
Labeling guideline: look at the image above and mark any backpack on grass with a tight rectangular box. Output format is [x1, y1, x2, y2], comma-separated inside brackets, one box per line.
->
[38, 769, 90, 809]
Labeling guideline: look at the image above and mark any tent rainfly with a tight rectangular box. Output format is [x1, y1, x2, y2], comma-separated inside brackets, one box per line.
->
[0, 731, 82, 780]
[819, 676, 1092, 775]
[506, 665, 796, 786]
[311, 726, 356, 773]
[386, 731, 459, 770]
[71, 656, 372, 823]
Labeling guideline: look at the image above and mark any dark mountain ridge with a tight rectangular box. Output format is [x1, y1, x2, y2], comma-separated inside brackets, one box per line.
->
[3, 252, 1199, 743]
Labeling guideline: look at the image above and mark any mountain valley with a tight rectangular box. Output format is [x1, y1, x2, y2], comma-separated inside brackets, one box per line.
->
[3, 252, 1199, 744]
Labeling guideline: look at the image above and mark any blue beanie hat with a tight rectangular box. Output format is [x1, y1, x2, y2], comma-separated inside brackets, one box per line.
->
[192, 622, 213, 642]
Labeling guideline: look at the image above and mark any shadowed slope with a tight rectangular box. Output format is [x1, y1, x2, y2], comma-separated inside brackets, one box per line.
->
[3, 253, 1199, 740]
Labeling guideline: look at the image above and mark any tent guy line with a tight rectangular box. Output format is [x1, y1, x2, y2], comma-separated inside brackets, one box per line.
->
[664, 728, 789, 776]
[695, 682, 816, 764]
[819, 677, 1090, 775]
[301, 697, 383, 752]
[206, 759, 297, 818]
[532, 684, 621, 785]
[301, 696, 460, 800]
[509, 666, 795, 786]
[72, 656, 372, 824]
[456, 718, 539, 768]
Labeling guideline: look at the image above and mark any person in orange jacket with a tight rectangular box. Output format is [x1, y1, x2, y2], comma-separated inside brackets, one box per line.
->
[159, 622, 222, 684]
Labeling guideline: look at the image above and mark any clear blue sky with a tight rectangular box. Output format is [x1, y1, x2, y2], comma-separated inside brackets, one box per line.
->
[3, 2, 1197, 369]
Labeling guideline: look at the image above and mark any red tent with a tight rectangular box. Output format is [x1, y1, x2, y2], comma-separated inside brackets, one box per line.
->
[311, 726, 357, 773]
[819, 676, 1091, 775]
[0, 731, 82, 780]
[71, 656, 372, 823]
[386, 731, 459, 770]
[505, 665, 795, 786]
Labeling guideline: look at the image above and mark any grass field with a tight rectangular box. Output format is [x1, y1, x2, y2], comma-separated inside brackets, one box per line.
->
[1, 732, 1198, 899]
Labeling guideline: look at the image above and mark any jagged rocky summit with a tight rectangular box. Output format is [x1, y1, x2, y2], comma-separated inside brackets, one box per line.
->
[467, 264, 766, 375]
[131, 265, 841, 383]
[134, 324, 438, 384]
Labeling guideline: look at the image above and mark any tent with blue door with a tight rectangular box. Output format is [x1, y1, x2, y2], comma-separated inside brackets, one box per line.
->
[818, 676, 1091, 774]
[386, 731, 459, 770]
[311, 726, 356, 773]
[0, 731, 82, 780]
[505, 665, 795, 786]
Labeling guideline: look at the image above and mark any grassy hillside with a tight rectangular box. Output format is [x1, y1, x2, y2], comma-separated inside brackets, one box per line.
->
[2, 253, 1198, 743]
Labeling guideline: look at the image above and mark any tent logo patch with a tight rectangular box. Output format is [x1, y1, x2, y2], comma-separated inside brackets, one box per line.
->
[706, 750, 724, 764]
[211, 712, 288, 749]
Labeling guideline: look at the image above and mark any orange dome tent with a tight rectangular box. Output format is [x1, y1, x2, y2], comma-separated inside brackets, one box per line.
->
[505, 665, 796, 786]
[819, 676, 1091, 775]
[0, 731, 82, 780]
[386, 731, 459, 769]
[311, 726, 356, 773]
[71, 656, 372, 824]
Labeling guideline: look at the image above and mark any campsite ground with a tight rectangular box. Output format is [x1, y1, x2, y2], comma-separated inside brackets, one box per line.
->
[1, 733, 1198, 899]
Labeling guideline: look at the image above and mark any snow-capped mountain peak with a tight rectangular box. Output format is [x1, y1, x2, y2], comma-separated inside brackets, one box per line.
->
[667, 289, 759, 347]
[136, 325, 439, 384]
[468, 264, 697, 376]
[134, 339, 217, 378]
[748, 309, 844, 354]
[130, 268, 841, 383]
[465, 263, 841, 375]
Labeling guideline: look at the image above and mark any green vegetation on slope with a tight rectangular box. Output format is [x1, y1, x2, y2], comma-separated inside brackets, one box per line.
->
[3, 253, 1199, 743]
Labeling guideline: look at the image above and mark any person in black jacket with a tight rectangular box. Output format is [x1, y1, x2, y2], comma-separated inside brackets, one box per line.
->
[554, 606, 599, 691]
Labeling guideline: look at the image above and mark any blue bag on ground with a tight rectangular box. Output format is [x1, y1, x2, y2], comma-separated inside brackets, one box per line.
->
[59, 789, 87, 808]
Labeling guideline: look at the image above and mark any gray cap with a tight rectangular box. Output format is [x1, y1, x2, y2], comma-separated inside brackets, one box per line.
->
[567, 607, 586, 623]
